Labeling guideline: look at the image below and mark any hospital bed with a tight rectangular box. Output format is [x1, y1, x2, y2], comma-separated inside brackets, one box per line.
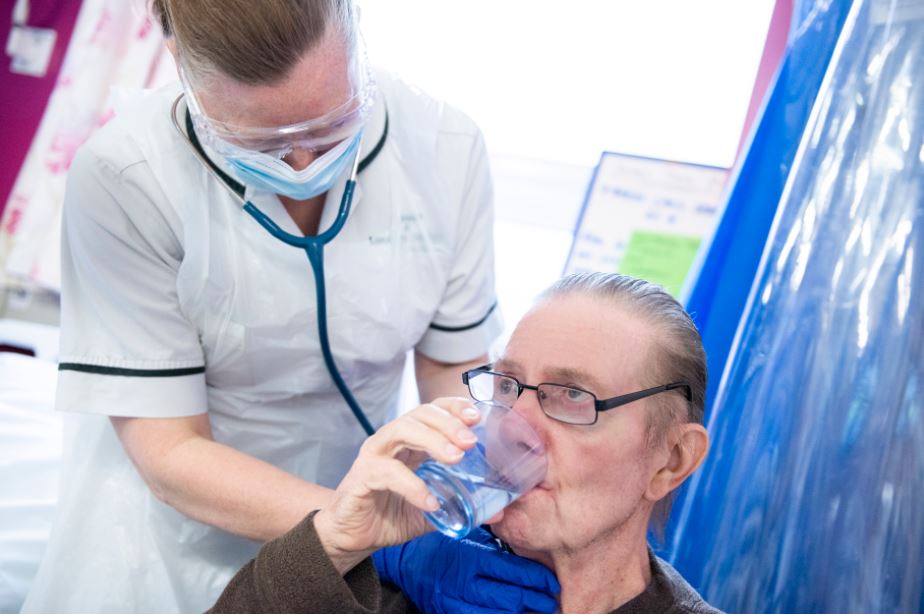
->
[0, 320, 61, 612]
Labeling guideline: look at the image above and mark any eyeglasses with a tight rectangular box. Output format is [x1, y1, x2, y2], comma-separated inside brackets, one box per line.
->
[462, 365, 692, 426]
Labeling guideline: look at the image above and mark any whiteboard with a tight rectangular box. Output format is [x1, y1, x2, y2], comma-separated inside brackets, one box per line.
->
[564, 152, 729, 296]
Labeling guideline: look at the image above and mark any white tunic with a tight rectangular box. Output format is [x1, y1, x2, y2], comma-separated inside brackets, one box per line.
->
[22, 70, 502, 613]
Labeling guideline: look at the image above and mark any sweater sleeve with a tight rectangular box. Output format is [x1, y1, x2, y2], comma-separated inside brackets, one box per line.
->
[208, 511, 417, 614]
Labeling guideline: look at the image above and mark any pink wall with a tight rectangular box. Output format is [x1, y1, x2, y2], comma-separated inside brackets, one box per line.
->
[734, 0, 794, 163]
[0, 0, 83, 216]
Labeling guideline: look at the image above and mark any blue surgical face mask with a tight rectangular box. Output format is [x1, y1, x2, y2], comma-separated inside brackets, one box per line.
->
[224, 130, 363, 200]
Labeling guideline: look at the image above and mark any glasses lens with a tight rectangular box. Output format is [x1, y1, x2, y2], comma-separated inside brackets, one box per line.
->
[537, 384, 596, 425]
[468, 372, 519, 407]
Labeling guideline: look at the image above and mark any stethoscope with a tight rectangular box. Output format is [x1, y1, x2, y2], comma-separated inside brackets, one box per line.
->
[171, 94, 389, 436]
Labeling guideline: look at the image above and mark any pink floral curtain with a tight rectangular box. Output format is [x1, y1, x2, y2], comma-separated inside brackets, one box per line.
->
[0, 0, 176, 291]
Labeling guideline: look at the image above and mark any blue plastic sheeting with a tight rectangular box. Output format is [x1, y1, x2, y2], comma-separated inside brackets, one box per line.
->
[670, 0, 924, 611]
[683, 0, 852, 422]
[660, 0, 851, 562]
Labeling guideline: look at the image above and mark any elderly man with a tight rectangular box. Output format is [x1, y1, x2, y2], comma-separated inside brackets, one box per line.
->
[211, 272, 721, 613]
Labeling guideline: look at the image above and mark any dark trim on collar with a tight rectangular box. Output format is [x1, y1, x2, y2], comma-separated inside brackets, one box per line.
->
[183, 106, 389, 198]
[429, 302, 498, 332]
[59, 363, 206, 377]
[359, 111, 388, 173]
[185, 109, 246, 198]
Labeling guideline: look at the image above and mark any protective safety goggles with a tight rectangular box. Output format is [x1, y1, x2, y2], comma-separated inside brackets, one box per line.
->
[180, 44, 377, 160]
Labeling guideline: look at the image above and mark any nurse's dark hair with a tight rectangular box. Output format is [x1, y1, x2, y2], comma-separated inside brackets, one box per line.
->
[149, 0, 357, 86]
[538, 272, 707, 538]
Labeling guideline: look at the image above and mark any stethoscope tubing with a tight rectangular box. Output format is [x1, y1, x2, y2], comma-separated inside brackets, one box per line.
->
[171, 94, 376, 436]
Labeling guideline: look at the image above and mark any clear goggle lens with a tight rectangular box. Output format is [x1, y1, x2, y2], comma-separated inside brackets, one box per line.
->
[181, 47, 376, 159]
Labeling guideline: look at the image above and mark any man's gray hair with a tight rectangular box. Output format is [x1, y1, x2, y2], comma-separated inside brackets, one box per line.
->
[539, 272, 706, 430]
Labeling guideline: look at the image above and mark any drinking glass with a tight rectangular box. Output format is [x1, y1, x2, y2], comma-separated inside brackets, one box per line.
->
[416, 400, 547, 538]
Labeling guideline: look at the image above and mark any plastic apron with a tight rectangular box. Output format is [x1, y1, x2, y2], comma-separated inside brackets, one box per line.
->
[22, 73, 456, 613]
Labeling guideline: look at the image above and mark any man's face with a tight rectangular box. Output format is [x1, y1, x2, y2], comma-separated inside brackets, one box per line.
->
[490, 294, 669, 558]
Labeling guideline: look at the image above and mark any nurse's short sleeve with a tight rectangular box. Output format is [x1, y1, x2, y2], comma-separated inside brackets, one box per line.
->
[416, 127, 503, 364]
[55, 145, 207, 418]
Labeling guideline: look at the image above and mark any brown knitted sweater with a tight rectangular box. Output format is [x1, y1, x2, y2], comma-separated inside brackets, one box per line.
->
[209, 511, 722, 613]
[209, 511, 414, 614]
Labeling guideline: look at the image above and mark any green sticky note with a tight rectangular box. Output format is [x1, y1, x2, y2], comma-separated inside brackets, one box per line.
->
[618, 231, 701, 297]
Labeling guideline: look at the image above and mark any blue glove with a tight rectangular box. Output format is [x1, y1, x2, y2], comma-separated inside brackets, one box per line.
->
[372, 528, 560, 613]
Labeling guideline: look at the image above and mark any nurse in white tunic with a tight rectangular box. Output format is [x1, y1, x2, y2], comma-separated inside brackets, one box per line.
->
[21, 1, 560, 612]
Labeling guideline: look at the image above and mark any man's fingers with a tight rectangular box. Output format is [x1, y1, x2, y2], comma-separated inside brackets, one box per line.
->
[360, 457, 437, 512]
[362, 404, 477, 464]
[430, 396, 482, 426]
[410, 402, 478, 451]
